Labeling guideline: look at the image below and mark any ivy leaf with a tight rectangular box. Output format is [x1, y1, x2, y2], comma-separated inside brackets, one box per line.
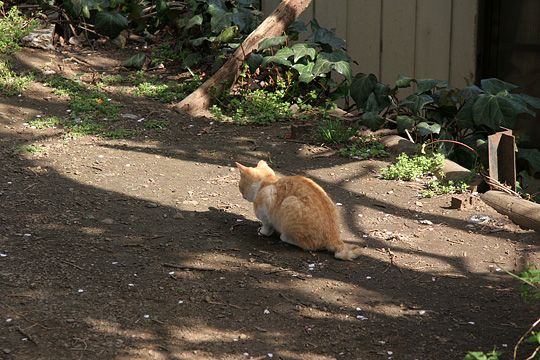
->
[364, 93, 379, 112]
[182, 52, 201, 69]
[471, 94, 504, 130]
[312, 53, 333, 77]
[396, 115, 415, 133]
[373, 83, 391, 108]
[400, 94, 434, 114]
[518, 93, 540, 109]
[95, 11, 129, 38]
[215, 26, 238, 43]
[208, 2, 232, 33]
[362, 111, 385, 130]
[258, 36, 287, 51]
[290, 43, 317, 63]
[190, 37, 210, 47]
[481, 78, 519, 95]
[456, 100, 475, 128]
[458, 85, 483, 101]
[350, 73, 378, 108]
[416, 79, 447, 93]
[122, 53, 146, 69]
[186, 14, 203, 29]
[395, 75, 414, 88]
[497, 94, 535, 120]
[417, 122, 441, 136]
[292, 62, 316, 83]
[262, 48, 293, 67]
[247, 53, 263, 73]
[310, 19, 346, 49]
[518, 148, 540, 176]
[333, 61, 352, 82]
[231, 8, 256, 32]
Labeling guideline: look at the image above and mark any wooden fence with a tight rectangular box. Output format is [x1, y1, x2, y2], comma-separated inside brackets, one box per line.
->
[261, 0, 478, 88]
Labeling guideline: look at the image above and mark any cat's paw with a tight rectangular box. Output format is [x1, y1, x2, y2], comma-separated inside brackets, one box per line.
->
[257, 226, 274, 236]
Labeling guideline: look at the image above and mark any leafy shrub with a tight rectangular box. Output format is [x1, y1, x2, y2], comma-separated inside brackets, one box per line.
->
[0, 60, 33, 96]
[337, 137, 389, 160]
[380, 153, 445, 181]
[350, 73, 540, 200]
[0, 2, 37, 54]
[134, 77, 201, 103]
[243, 20, 352, 106]
[212, 84, 292, 125]
[317, 118, 357, 145]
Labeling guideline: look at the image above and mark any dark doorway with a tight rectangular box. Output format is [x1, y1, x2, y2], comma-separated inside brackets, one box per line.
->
[479, 0, 540, 97]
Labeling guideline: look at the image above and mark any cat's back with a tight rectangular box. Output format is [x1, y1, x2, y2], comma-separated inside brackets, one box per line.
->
[273, 175, 335, 209]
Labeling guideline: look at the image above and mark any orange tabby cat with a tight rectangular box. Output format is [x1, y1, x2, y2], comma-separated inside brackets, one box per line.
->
[236, 160, 362, 260]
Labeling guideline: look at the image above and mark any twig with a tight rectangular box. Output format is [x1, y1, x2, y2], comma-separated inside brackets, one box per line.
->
[16, 326, 38, 345]
[514, 317, 540, 360]
[382, 248, 402, 273]
[60, 259, 84, 271]
[404, 129, 415, 143]
[161, 263, 218, 272]
[482, 173, 523, 198]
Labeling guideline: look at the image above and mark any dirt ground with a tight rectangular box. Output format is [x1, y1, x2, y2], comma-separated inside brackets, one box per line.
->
[0, 47, 539, 360]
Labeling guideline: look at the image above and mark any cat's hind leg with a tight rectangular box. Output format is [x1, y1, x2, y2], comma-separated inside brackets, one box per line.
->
[280, 233, 298, 246]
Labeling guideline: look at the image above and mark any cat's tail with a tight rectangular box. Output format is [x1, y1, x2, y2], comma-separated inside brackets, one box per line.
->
[332, 242, 362, 261]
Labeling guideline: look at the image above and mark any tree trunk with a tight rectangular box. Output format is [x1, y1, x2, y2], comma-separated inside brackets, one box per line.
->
[175, 0, 313, 117]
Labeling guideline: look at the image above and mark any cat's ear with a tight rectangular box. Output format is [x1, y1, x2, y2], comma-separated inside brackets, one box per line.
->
[235, 162, 248, 173]
[257, 160, 268, 168]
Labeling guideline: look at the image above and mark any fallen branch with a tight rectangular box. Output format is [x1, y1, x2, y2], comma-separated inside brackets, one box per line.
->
[161, 263, 218, 272]
[175, 0, 313, 116]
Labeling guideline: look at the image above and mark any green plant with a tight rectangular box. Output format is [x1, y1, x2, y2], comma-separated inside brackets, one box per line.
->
[337, 137, 389, 160]
[0, 60, 33, 96]
[463, 350, 502, 360]
[63, 120, 103, 138]
[317, 118, 357, 145]
[14, 144, 43, 155]
[420, 179, 469, 198]
[102, 129, 134, 139]
[350, 73, 540, 200]
[0, 2, 37, 55]
[171, 0, 261, 69]
[244, 20, 352, 106]
[213, 85, 292, 125]
[28, 116, 62, 129]
[380, 153, 445, 181]
[143, 119, 169, 130]
[134, 77, 201, 103]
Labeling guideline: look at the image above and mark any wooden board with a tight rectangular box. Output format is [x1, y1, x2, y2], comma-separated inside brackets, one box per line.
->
[450, 0, 478, 87]
[347, 0, 382, 76]
[381, 0, 416, 87]
[415, 0, 452, 80]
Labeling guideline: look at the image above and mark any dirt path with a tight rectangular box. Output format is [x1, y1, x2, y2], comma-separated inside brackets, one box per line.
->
[0, 48, 539, 360]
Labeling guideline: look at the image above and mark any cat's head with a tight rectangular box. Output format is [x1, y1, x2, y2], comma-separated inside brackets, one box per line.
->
[235, 160, 275, 201]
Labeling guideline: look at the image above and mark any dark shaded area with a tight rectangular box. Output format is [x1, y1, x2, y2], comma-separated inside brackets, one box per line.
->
[0, 46, 538, 360]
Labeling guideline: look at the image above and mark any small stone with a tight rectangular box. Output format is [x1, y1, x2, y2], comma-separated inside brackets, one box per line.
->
[66, 318, 75, 323]
[145, 202, 158, 208]
[173, 213, 185, 219]
[239, 333, 248, 340]
[3, 348, 11, 354]
[415, 201, 423, 207]
[419, 219, 433, 225]
[101, 218, 115, 225]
